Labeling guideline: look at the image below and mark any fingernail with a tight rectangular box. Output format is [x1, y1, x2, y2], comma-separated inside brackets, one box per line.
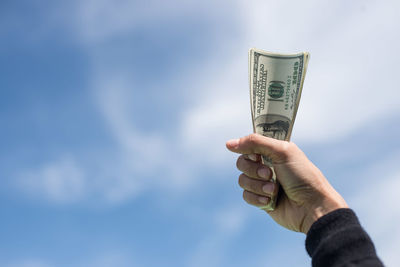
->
[226, 139, 240, 149]
[248, 154, 257, 161]
[257, 167, 270, 179]
[262, 183, 275, 194]
[258, 196, 269, 204]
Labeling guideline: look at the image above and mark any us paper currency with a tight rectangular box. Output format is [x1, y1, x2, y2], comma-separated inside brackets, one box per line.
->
[249, 48, 310, 211]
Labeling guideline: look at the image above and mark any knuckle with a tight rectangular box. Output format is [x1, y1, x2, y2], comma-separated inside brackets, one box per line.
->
[236, 155, 246, 171]
[238, 174, 246, 187]
[236, 157, 242, 170]
[242, 190, 248, 201]
[279, 141, 291, 154]
[238, 159, 251, 174]
[242, 190, 252, 204]
[289, 142, 301, 155]
[247, 133, 259, 145]
[275, 141, 295, 160]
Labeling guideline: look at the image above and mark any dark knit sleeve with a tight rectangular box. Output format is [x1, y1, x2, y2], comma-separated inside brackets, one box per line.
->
[305, 208, 384, 267]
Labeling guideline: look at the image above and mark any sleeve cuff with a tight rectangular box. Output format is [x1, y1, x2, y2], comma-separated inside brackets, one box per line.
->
[305, 208, 381, 266]
[305, 208, 360, 256]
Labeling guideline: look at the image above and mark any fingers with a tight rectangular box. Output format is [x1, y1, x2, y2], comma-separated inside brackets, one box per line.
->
[243, 190, 270, 207]
[236, 155, 272, 180]
[236, 153, 278, 209]
[239, 174, 277, 197]
[226, 133, 293, 163]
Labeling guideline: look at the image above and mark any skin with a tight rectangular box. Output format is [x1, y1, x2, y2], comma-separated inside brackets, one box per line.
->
[226, 133, 348, 234]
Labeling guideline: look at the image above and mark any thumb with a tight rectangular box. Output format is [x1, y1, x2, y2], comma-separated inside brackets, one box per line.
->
[226, 133, 291, 164]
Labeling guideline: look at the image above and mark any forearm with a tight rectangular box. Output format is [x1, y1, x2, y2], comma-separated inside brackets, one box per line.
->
[306, 208, 384, 267]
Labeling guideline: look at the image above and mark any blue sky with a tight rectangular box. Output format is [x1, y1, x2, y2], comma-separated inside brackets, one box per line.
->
[1, 0, 400, 266]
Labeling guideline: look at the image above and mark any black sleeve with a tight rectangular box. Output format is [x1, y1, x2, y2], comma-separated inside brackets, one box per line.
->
[305, 208, 384, 267]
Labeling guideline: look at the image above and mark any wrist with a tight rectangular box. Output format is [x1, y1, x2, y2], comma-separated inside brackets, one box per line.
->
[302, 194, 348, 234]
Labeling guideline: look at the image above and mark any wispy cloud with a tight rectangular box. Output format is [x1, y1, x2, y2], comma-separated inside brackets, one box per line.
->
[3, 251, 137, 267]
[186, 205, 249, 267]
[3, 1, 400, 266]
[349, 152, 400, 267]
[18, 156, 86, 204]
[76, 251, 137, 267]
[173, 0, 400, 184]
[13, 0, 400, 211]
[91, 72, 195, 199]
[180, 57, 252, 164]
[73, 0, 238, 45]
[4, 259, 52, 267]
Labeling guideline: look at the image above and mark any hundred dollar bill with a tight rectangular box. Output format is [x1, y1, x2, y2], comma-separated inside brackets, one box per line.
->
[249, 48, 310, 211]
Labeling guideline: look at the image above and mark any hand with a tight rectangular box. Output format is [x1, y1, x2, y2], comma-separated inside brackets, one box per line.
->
[226, 134, 348, 233]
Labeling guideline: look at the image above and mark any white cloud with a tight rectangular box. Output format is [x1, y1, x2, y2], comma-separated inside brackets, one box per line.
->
[18, 156, 86, 204]
[186, 204, 310, 267]
[186, 205, 248, 267]
[3, 251, 137, 267]
[73, 0, 236, 45]
[4, 259, 52, 267]
[92, 72, 194, 189]
[349, 151, 400, 267]
[77, 251, 136, 267]
[183, 0, 400, 146]
[15, 0, 400, 205]
[180, 57, 253, 164]
[6, 2, 400, 266]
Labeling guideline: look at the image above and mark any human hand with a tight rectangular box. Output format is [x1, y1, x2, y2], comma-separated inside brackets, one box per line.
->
[226, 134, 348, 233]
